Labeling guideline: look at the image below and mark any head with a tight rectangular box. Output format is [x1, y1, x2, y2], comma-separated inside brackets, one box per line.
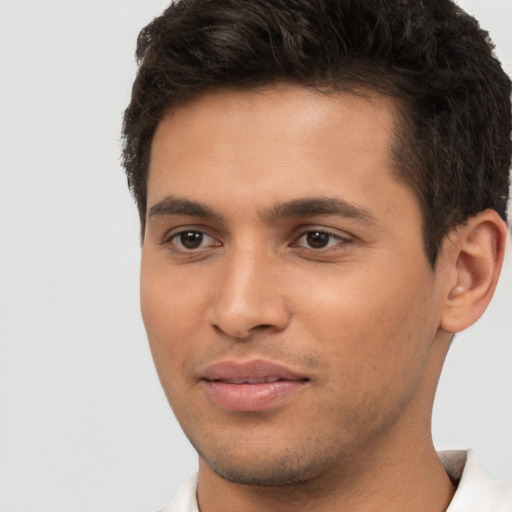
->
[123, 0, 511, 265]
[121, 0, 511, 494]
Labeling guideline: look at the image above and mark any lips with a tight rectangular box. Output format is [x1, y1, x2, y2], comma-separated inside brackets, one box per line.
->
[201, 360, 309, 412]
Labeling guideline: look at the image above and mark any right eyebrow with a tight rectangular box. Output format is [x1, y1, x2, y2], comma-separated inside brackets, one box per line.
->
[147, 196, 222, 221]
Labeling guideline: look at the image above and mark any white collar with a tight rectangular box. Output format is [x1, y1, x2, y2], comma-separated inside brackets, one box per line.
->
[441, 449, 512, 511]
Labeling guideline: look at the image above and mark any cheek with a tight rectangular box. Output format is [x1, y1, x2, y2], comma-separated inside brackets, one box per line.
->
[140, 260, 203, 381]
[141, 252, 209, 333]
[299, 279, 437, 437]
[296, 263, 437, 384]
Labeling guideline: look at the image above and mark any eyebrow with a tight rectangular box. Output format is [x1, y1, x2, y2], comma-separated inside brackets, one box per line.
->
[267, 197, 376, 224]
[147, 195, 376, 225]
[148, 196, 222, 221]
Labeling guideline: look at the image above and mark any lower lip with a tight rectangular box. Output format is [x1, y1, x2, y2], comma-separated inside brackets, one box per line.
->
[203, 380, 307, 412]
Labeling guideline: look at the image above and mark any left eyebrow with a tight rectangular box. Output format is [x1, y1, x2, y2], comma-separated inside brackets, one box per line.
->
[265, 197, 377, 225]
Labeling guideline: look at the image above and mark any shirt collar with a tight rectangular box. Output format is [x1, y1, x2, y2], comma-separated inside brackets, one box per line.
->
[440, 449, 512, 512]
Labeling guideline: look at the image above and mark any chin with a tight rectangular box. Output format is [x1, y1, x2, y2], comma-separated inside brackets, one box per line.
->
[204, 456, 325, 487]
[193, 433, 342, 487]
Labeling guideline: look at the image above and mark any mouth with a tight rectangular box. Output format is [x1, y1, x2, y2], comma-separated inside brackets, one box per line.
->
[215, 376, 292, 384]
[200, 360, 309, 412]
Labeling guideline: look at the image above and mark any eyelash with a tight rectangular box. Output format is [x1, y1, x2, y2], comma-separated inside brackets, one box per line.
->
[164, 227, 350, 254]
[166, 230, 220, 251]
[291, 230, 348, 250]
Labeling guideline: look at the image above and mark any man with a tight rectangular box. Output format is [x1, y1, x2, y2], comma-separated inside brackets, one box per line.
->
[122, 0, 512, 510]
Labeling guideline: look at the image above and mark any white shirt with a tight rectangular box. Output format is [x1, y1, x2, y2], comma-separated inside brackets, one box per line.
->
[159, 450, 512, 512]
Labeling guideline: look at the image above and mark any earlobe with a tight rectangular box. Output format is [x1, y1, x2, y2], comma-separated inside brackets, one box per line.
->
[440, 209, 508, 334]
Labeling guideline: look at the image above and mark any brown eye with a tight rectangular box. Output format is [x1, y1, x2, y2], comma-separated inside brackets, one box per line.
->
[169, 230, 219, 251]
[294, 230, 346, 250]
[179, 231, 204, 249]
[306, 231, 331, 249]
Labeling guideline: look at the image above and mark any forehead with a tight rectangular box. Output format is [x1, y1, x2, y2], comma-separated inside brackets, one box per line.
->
[147, 84, 414, 223]
[151, 84, 399, 161]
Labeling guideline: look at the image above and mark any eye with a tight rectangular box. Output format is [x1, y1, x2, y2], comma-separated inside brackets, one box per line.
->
[293, 230, 346, 250]
[168, 230, 219, 251]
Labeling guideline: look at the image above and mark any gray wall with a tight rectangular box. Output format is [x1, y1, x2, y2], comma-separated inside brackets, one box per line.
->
[0, 1, 511, 510]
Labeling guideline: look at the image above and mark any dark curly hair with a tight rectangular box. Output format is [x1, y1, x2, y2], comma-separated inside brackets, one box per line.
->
[122, 0, 511, 264]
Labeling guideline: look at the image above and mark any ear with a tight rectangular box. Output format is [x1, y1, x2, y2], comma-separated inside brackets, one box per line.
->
[440, 209, 509, 334]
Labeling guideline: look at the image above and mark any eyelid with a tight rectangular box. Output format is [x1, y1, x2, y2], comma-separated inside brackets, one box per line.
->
[162, 226, 222, 252]
[290, 226, 353, 249]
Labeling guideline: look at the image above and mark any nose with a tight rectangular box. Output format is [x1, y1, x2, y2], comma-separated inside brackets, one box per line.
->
[209, 245, 290, 340]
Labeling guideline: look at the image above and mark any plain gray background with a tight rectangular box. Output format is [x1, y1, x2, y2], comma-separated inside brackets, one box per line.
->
[0, 1, 511, 511]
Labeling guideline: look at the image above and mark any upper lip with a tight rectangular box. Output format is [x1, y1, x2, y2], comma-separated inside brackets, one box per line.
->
[201, 359, 309, 383]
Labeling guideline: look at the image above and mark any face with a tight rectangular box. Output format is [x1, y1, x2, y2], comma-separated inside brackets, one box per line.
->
[141, 85, 449, 486]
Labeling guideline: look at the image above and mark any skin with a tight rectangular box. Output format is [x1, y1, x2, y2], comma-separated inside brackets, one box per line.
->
[140, 84, 505, 511]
